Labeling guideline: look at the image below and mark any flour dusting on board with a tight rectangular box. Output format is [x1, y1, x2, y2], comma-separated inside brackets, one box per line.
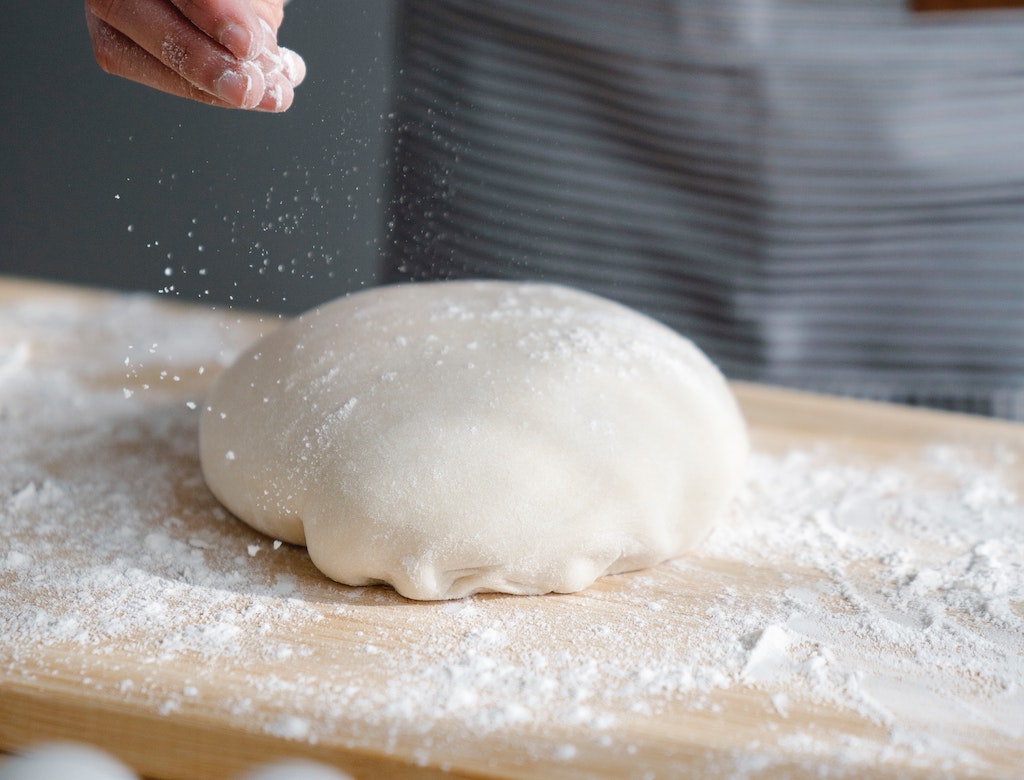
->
[1, 288, 1022, 778]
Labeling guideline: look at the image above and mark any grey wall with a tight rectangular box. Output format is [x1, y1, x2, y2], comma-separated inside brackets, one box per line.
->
[1, 1, 395, 314]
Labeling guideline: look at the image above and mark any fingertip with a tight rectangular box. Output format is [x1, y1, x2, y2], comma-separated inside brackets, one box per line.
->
[258, 74, 295, 113]
[280, 48, 306, 87]
[213, 61, 266, 109]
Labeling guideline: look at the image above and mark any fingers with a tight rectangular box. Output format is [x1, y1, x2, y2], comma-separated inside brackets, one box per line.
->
[86, 8, 235, 107]
[168, 0, 269, 60]
[85, 0, 305, 112]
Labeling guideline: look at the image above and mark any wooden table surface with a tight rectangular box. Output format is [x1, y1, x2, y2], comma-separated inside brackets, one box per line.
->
[1, 277, 1022, 779]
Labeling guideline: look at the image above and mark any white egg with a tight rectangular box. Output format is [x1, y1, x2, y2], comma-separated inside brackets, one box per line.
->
[237, 761, 353, 780]
[0, 743, 137, 780]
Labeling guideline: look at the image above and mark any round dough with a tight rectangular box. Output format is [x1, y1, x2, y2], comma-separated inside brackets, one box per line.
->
[200, 281, 747, 600]
[0, 743, 137, 780]
[239, 762, 353, 780]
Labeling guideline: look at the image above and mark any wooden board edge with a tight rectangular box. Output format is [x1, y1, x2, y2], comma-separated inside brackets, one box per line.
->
[0, 683, 481, 780]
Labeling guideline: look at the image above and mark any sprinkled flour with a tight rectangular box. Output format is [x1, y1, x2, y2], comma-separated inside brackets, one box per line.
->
[1, 286, 1022, 778]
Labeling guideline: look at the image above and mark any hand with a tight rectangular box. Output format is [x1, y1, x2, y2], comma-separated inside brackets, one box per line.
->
[85, 0, 306, 112]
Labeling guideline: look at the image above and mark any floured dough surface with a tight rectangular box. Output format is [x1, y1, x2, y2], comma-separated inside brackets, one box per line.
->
[199, 281, 747, 600]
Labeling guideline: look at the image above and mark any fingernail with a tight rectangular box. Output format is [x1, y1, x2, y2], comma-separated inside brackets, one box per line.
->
[259, 72, 294, 112]
[214, 69, 248, 104]
[220, 23, 256, 60]
[258, 48, 284, 78]
[266, 82, 284, 111]
[214, 63, 263, 108]
[280, 48, 307, 86]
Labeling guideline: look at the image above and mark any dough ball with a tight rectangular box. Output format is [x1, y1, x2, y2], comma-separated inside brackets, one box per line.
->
[200, 281, 747, 600]
[238, 761, 353, 780]
[0, 743, 137, 780]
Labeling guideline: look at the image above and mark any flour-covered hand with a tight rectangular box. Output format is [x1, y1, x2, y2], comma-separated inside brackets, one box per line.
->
[85, 0, 305, 112]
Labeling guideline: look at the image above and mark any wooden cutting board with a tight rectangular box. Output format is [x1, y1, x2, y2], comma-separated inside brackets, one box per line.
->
[1, 277, 1022, 779]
